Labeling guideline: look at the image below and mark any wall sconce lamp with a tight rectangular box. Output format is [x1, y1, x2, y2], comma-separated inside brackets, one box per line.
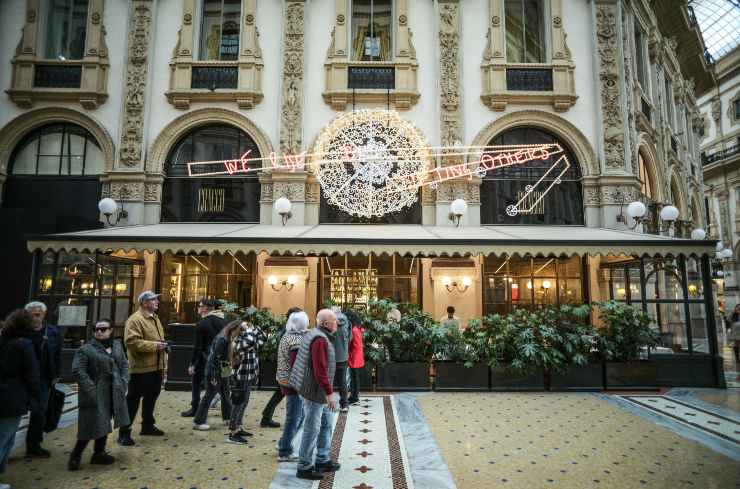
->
[268, 274, 297, 291]
[98, 197, 128, 226]
[448, 198, 467, 227]
[442, 275, 471, 293]
[274, 197, 293, 226]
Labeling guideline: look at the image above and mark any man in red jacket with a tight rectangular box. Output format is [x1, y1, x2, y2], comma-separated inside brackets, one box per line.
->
[288, 309, 340, 481]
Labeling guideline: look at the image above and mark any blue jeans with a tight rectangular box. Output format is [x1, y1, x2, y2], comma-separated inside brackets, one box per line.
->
[0, 416, 21, 473]
[297, 397, 334, 471]
[277, 394, 304, 457]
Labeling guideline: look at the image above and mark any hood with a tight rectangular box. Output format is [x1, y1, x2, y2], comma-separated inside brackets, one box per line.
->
[336, 312, 349, 331]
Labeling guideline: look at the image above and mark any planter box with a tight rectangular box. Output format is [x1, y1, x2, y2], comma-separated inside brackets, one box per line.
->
[490, 365, 545, 391]
[651, 354, 721, 387]
[605, 361, 658, 390]
[550, 363, 604, 391]
[259, 360, 278, 390]
[353, 364, 374, 390]
[376, 362, 430, 391]
[434, 362, 489, 391]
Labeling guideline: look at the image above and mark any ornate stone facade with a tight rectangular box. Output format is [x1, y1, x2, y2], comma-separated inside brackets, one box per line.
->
[438, 1, 461, 151]
[595, 3, 627, 172]
[118, 1, 153, 168]
[279, 2, 306, 155]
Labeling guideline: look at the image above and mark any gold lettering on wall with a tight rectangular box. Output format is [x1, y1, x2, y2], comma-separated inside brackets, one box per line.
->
[197, 187, 226, 213]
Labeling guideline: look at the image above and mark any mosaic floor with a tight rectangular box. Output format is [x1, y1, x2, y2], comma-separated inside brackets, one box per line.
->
[2, 389, 739, 489]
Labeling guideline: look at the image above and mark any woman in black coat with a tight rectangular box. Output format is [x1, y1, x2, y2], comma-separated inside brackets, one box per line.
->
[68, 319, 130, 471]
[0, 310, 41, 475]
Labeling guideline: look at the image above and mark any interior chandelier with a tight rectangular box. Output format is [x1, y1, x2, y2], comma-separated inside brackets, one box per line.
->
[310, 109, 431, 218]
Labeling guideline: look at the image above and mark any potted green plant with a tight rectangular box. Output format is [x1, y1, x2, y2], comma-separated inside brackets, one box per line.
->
[595, 301, 659, 389]
[547, 304, 604, 391]
[433, 323, 490, 391]
[369, 300, 435, 391]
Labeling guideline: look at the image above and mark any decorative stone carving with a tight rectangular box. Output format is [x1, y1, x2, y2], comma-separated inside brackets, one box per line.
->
[273, 182, 305, 202]
[279, 2, 305, 155]
[595, 5, 626, 171]
[305, 182, 321, 204]
[259, 181, 274, 204]
[109, 182, 145, 201]
[144, 183, 161, 202]
[435, 181, 479, 205]
[439, 2, 461, 153]
[118, 2, 152, 168]
[600, 186, 638, 205]
[584, 187, 601, 206]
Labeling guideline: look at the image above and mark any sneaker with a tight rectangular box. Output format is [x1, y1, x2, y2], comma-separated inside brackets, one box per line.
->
[277, 453, 299, 462]
[296, 467, 324, 480]
[25, 445, 51, 458]
[315, 460, 341, 473]
[339, 406, 349, 413]
[234, 429, 253, 437]
[180, 408, 196, 417]
[226, 433, 249, 445]
[67, 453, 81, 471]
[193, 423, 211, 431]
[117, 434, 135, 446]
[140, 425, 165, 436]
[260, 419, 281, 428]
[90, 452, 116, 465]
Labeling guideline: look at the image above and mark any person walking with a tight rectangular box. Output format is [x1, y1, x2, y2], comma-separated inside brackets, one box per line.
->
[0, 310, 41, 486]
[182, 299, 225, 418]
[227, 320, 266, 444]
[289, 309, 341, 481]
[193, 321, 235, 431]
[24, 301, 61, 458]
[259, 306, 303, 429]
[118, 291, 168, 446]
[68, 320, 130, 471]
[331, 308, 351, 413]
[345, 310, 365, 405]
[276, 311, 309, 462]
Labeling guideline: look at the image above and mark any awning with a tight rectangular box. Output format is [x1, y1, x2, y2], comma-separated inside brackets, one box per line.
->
[26, 223, 716, 257]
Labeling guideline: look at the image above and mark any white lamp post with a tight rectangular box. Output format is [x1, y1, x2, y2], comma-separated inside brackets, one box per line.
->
[98, 197, 127, 226]
[274, 197, 292, 226]
[449, 198, 467, 227]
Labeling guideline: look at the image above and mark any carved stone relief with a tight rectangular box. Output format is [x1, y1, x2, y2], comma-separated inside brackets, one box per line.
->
[118, 2, 152, 168]
[273, 182, 305, 202]
[595, 5, 626, 171]
[144, 183, 161, 202]
[438, 2, 461, 152]
[279, 3, 305, 155]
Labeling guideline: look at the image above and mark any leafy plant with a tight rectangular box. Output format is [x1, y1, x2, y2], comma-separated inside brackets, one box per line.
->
[595, 301, 659, 362]
[436, 325, 478, 366]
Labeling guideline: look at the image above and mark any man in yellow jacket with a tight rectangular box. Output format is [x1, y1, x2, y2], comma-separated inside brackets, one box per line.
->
[118, 291, 168, 446]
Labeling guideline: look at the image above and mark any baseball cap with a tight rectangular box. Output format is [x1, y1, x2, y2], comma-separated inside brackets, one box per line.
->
[138, 290, 161, 304]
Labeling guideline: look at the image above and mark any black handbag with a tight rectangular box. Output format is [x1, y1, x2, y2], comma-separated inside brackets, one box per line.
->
[44, 385, 65, 433]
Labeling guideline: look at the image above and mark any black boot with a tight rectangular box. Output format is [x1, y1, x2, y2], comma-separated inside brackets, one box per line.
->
[260, 418, 281, 428]
[90, 452, 115, 465]
[315, 460, 341, 473]
[26, 445, 51, 458]
[67, 452, 82, 471]
[296, 467, 325, 480]
[140, 425, 165, 436]
[117, 429, 135, 446]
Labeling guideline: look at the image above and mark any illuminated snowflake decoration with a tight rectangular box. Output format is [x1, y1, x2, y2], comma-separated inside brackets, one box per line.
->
[311, 110, 430, 218]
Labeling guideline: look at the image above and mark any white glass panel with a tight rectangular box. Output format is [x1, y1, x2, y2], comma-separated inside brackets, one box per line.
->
[37, 156, 61, 175]
[200, 0, 224, 60]
[11, 140, 37, 174]
[84, 142, 104, 175]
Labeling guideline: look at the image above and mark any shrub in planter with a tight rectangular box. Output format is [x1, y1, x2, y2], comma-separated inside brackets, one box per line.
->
[595, 301, 660, 389]
[434, 326, 489, 391]
[548, 304, 604, 390]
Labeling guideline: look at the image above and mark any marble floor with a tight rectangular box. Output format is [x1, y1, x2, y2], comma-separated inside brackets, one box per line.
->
[2, 389, 739, 489]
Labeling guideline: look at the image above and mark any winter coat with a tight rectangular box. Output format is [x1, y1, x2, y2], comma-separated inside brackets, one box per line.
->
[205, 333, 230, 384]
[332, 312, 351, 363]
[0, 335, 41, 418]
[348, 325, 365, 369]
[276, 331, 306, 386]
[190, 311, 226, 370]
[232, 325, 266, 385]
[124, 309, 167, 374]
[72, 338, 130, 440]
[28, 323, 62, 382]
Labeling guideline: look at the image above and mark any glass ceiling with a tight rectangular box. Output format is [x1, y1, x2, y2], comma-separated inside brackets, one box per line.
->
[690, 0, 740, 61]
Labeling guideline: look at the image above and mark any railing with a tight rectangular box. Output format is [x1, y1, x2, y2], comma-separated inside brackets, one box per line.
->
[191, 66, 238, 90]
[505, 68, 553, 91]
[702, 144, 740, 166]
[347, 66, 395, 90]
[33, 64, 82, 88]
[641, 97, 652, 122]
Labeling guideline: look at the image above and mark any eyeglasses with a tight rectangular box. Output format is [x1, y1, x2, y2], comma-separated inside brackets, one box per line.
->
[95, 327, 111, 332]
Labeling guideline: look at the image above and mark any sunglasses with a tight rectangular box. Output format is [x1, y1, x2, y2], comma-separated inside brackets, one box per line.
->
[95, 327, 111, 332]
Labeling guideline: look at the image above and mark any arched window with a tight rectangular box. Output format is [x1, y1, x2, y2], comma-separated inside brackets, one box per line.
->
[480, 127, 584, 225]
[161, 124, 261, 222]
[9, 123, 104, 176]
[637, 151, 655, 201]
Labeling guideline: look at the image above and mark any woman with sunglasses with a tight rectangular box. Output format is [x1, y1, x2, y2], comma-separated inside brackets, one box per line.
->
[68, 320, 130, 470]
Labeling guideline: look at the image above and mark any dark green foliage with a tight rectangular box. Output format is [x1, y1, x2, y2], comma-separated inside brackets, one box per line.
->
[595, 301, 659, 362]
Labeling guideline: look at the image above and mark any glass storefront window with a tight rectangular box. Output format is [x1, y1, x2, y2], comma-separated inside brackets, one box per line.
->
[159, 252, 256, 325]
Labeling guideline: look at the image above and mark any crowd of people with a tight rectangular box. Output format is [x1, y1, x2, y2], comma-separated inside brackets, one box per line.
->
[0, 292, 367, 487]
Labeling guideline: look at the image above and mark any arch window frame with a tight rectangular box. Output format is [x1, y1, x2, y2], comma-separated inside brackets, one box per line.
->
[8, 123, 104, 177]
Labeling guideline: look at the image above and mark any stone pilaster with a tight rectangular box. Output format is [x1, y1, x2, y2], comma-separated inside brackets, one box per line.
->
[279, 1, 306, 155]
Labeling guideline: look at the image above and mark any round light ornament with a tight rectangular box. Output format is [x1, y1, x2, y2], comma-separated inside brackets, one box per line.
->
[450, 198, 468, 216]
[626, 201, 647, 219]
[660, 205, 679, 222]
[310, 110, 431, 218]
[721, 248, 733, 259]
[98, 197, 117, 215]
[690, 228, 706, 240]
[274, 197, 292, 215]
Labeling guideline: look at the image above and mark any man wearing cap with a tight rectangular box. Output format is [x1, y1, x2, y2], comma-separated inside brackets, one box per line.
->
[118, 291, 167, 446]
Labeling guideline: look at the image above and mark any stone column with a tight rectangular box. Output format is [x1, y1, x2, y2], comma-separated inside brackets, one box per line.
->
[104, 0, 156, 226]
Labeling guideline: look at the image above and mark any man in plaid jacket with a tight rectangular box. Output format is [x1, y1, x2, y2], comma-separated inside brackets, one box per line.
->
[227, 322, 266, 444]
